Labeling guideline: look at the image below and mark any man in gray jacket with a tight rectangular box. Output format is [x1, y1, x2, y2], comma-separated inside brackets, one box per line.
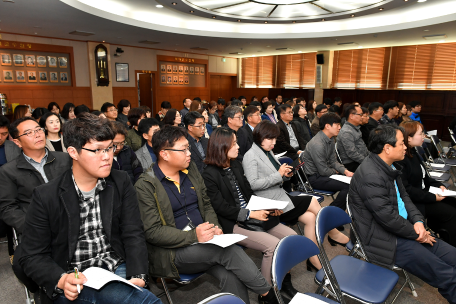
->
[135, 118, 160, 170]
[337, 105, 369, 172]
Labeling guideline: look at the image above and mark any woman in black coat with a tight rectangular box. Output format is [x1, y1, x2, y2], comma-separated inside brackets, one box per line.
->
[292, 104, 312, 143]
[202, 128, 298, 302]
[396, 121, 456, 247]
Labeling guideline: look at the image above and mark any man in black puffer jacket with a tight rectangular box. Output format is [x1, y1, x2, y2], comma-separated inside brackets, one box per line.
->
[350, 125, 456, 304]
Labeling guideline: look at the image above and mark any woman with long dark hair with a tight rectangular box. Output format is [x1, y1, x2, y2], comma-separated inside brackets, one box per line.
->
[292, 104, 312, 142]
[125, 107, 146, 151]
[306, 100, 317, 122]
[13, 105, 32, 121]
[162, 108, 182, 127]
[39, 112, 66, 152]
[60, 102, 75, 123]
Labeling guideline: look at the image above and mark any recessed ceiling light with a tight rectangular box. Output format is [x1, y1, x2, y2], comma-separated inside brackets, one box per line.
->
[252, 55, 256, 57]
[103, 41, 105, 42]
[423, 34, 447, 40]
[321, 18, 325, 21]
[156, 4, 163, 8]
[298, 51, 302, 53]
[418, 0, 426, 2]
[292, 21, 296, 23]
[404, 0, 408, 1]
[212, 16, 216, 18]
[264, 21, 268, 24]
[439, 40, 445, 42]
[190, 10, 194, 13]
[172, 2, 177, 5]
[351, 14, 355, 17]
[358, 46, 363, 48]
[237, 19, 241, 22]
[379, 8, 384, 10]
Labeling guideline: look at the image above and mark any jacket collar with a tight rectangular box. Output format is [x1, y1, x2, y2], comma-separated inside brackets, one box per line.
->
[344, 121, 361, 132]
[369, 153, 402, 179]
[251, 143, 280, 173]
[16, 149, 55, 170]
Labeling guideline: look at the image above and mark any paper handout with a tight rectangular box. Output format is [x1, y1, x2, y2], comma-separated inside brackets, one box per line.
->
[429, 172, 443, 178]
[427, 130, 437, 136]
[199, 234, 247, 248]
[431, 164, 446, 168]
[82, 267, 142, 291]
[329, 175, 352, 184]
[274, 151, 287, 159]
[289, 293, 329, 304]
[429, 186, 456, 197]
[246, 195, 290, 211]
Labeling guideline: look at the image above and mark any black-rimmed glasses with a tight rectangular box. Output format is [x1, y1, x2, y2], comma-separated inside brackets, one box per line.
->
[163, 147, 191, 153]
[82, 145, 116, 155]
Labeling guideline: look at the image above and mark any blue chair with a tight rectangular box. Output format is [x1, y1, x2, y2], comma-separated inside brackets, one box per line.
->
[197, 293, 245, 304]
[160, 273, 205, 304]
[272, 235, 338, 304]
[314, 206, 399, 304]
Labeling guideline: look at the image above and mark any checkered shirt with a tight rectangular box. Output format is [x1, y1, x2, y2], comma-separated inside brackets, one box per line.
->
[70, 175, 123, 272]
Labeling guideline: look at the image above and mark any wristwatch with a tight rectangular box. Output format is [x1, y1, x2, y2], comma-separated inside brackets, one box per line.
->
[129, 274, 149, 289]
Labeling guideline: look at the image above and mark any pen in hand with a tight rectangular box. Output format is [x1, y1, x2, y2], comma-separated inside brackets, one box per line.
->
[74, 267, 81, 294]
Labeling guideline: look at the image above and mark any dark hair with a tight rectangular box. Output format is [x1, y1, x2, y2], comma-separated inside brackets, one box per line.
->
[208, 101, 218, 110]
[128, 107, 146, 127]
[334, 97, 341, 102]
[117, 99, 130, 114]
[319, 112, 341, 130]
[110, 121, 128, 137]
[161, 101, 171, 109]
[189, 100, 201, 112]
[163, 109, 179, 126]
[253, 120, 280, 145]
[244, 105, 260, 122]
[315, 104, 327, 114]
[152, 125, 187, 157]
[261, 96, 268, 103]
[276, 104, 291, 119]
[396, 102, 406, 118]
[9, 117, 40, 139]
[0, 115, 10, 129]
[323, 98, 333, 106]
[101, 102, 116, 113]
[250, 101, 261, 108]
[63, 113, 114, 152]
[368, 124, 404, 154]
[183, 98, 191, 105]
[383, 100, 398, 114]
[74, 105, 90, 117]
[251, 96, 257, 102]
[306, 100, 316, 113]
[92, 110, 102, 116]
[140, 105, 151, 113]
[368, 102, 383, 115]
[400, 120, 424, 157]
[138, 118, 160, 136]
[13, 105, 30, 121]
[193, 97, 201, 102]
[362, 102, 371, 109]
[361, 107, 368, 114]
[61, 103, 75, 120]
[328, 105, 340, 114]
[344, 104, 358, 119]
[39, 112, 62, 135]
[238, 96, 246, 101]
[293, 104, 305, 118]
[217, 98, 226, 106]
[184, 111, 204, 128]
[409, 100, 421, 108]
[196, 108, 207, 116]
[231, 99, 243, 107]
[204, 127, 235, 168]
[262, 101, 273, 113]
[222, 106, 242, 125]
[32, 107, 49, 120]
[47, 102, 60, 112]
[275, 94, 282, 99]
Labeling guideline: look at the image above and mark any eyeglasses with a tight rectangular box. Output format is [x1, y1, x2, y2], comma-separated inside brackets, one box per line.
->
[113, 141, 127, 147]
[17, 127, 45, 138]
[285, 111, 294, 115]
[232, 115, 244, 120]
[249, 113, 261, 117]
[163, 147, 191, 153]
[191, 124, 206, 129]
[352, 113, 363, 117]
[82, 145, 116, 155]
[108, 109, 118, 112]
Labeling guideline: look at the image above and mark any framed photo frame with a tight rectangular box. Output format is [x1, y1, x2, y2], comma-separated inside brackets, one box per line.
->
[167, 65, 172, 73]
[27, 71, 37, 82]
[184, 66, 189, 74]
[48, 56, 57, 68]
[60, 72, 68, 83]
[39, 72, 48, 82]
[1, 53, 12, 66]
[16, 71, 26, 83]
[173, 65, 178, 74]
[58, 57, 68, 68]
[178, 66, 183, 74]
[161, 75, 166, 83]
[167, 75, 172, 84]
[161, 64, 166, 73]
[3, 70, 14, 82]
[25, 55, 36, 67]
[37, 56, 47, 67]
[179, 76, 184, 85]
[13, 54, 24, 66]
[184, 76, 189, 85]
[173, 76, 178, 84]
[189, 66, 194, 74]
[115, 63, 129, 82]
[50, 72, 58, 83]
[200, 67, 205, 75]
[195, 67, 200, 75]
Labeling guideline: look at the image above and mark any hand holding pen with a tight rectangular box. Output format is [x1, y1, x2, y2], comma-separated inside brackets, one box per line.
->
[56, 268, 87, 301]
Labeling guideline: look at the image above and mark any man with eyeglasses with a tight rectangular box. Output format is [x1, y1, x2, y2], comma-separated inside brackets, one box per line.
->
[223, 106, 250, 161]
[18, 113, 161, 304]
[274, 104, 307, 162]
[110, 121, 144, 184]
[241, 105, 262, 152]
[337, 105, 369, 172]
[184, 111, 208, 173]
[311, 104, 328, 136]
[101, 102, 118, 122]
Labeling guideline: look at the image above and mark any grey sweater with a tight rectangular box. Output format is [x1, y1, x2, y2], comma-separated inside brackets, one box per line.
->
[337, 121, 369, 165]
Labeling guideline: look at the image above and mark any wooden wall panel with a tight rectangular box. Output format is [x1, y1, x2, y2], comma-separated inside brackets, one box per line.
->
[112, 87, 139, 108]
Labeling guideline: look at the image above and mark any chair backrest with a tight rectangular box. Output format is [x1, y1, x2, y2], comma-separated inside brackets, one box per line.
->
[198, 293, 245, 304]
[345, 197, 368, 261]
[335, 142, 343, 164]
[278, 157, 293, 165]
[315, 206, 351, 245]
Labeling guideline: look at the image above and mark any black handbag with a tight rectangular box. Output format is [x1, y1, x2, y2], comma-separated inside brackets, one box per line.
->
[238, 214, 280, 232]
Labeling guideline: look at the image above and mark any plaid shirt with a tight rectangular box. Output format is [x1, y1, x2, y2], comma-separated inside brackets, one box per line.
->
[70, 175, 123, 272]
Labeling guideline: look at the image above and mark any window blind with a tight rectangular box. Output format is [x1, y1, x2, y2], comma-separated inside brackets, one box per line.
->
[241, 56, 276, 88]
[277, 53, 316, 88]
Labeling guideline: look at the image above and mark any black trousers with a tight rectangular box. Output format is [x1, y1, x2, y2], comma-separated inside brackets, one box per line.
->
[0, 219, 14, 255]
[12, 244, 39, 293]
[342, 162, 360, 173]
[307, 174, 349, 210]
[425, 197, 456, 247]
[395, 237, 456, 304]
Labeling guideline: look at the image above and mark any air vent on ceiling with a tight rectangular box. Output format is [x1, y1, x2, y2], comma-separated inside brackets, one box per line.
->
[316, 66, 322, 84]
[229, 52, 243, 55]
[139, 40, 160, 44]
[423, 34, 447, 40]
[69, 31, 95, 36]
[276, 48, 294, 51]
[337, 42, 358, 46]
[190, 47, 208, 51]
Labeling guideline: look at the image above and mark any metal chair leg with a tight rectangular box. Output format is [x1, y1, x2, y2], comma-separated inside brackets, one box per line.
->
[25, 286, 33, 304]
[160, 278, 174, 304]
[297, 223, 304, 235]
[403, 269, 418, 297]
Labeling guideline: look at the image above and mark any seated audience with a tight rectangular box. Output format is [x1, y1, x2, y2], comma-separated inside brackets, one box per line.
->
[0, 115, 21, 166]
[328, 105, 340, 115]
[74, 104, 90, 117]
[91, 110, 106, 119]
[136, 118, 160, 170]
[349, 124, 456, 303]
[230, 99, 243, 109]
[362, 102, 371, 109]
[110, 121, 144, 184]
[292, 104, 312, 143]
[18, 113, 160, 303]
[197, 108, 212, 137]
[216, 98, 226, 121]
[396, 121, 456, 247]
[190, 99, 202, 112]
[337, 105, 368, 172]
[207, 101, 220, 129]
[302, 113, 353, 213]
[101, 102, 118, 122]
[310, 104, 328, 136]
[261, 101, 278, 124]
[380, 100, 399, 125]
[296, 97, 306, 108]
[334, 97, 342, 108]
[202, 127, 299, 298]
[242, 105, 261, 152]
[163, 108, 182, 128]
[223, 106, 249, 161]
[360, 107, 371, 145]
[140, 105, 152, 118]
[32, 107, 49, 122]
[403, 104, 413, 122]
[184, 111, 208, 173]
[323, 97, 333, 109]
[306, 100, 317, 123]
[362, 102, 384, 144]
[13, 105, 32, 121]
[47, 102, 60, 116]
[273, 95, 283, 108]
[126, 107, 147, 152]
[394, 102, 407, 125]
[134, 126, 278, 304]
[39, 112, 66, 152]
[273, 104, 307, 162]
[243, 121, 349, 270]
[117, 99, 131, 127]
[409, 100, 422, 123]
[156, 101, 171, 122]
[251, 96, 259, 102]
[180, 97, 192, 119]
[60, 103, 76, 123]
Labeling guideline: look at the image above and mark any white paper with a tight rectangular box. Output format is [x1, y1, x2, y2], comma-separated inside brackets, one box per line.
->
[429, 186, 456, 197]
[290, 293, 328, 304]
[427, 130, 437, 136]
[274, 151, 287, 159]
[329, 175, 352, 184]
[82, 267, 142, 291]
[431, 164, 446, 168]
[246, 195, 290, 211]
[199, 234, 247, 248]
[430, 172, 443, 178]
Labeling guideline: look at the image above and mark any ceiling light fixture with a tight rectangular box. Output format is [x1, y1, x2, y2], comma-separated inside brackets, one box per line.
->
[252, 55, 256, 57]
[237, 19, 241, 22]
[103, 41, 105, 42]
[358, 46, 363, 48]
[190, 10, 194, 13]
[423, 34, 447, 40]
[351, 14, 355, 17]
[212, 16, 216, 18]
[418, 0, 427, 2]
[292, 21, 296, 23]
[439, 40, 445, 43]
[379, 7, 384, 10]
[264, 21, 268, 24]
[172, 2, 177, 5]
[156, 4, 163, 8]
[404, 0, 408, 1]
[298, 51, 302, 53]
[321, 18, 325, 21]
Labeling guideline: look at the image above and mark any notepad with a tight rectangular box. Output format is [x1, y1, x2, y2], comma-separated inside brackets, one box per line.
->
[199, 234, 247, 248]
[329, 175, 352, 184]
[429, 172, 443, 178]
[429, 186, 456, 197]
[289, 293, 329, 304]
[431, 164, 446, 168]
[246, 195, 290, 211]
[427, 130, 437, 136]
[82, 267, 142, 291]
[274, 151, 287, 158]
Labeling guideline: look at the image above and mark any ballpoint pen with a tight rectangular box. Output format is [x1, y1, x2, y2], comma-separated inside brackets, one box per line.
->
[74, 267, 81, 294]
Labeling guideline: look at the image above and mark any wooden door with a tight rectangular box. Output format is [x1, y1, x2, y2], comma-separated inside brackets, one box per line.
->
[139, 73, 152, 111]
[210, 75, 234, 102]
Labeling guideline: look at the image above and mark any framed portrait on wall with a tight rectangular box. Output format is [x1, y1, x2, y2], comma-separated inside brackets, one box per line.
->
[58, 57, 68, 68]
[27, 71, 37, 82]
[37, 56, 47, 67]
[50, 72, 58, 83]
[173, 65, 178, 74]
[60, 72, 68, 83]
[115, 63, 129, 82]
[39, 72, 48, 82]
[195, 67, 200, 75]
[13, 54, 24, 66]
[184, 66, 189, 74]
[200, 67, 205, 75]
[167, 65, 172, 73]
[161, 75, 166, 83]
[48, 56, 57, 68]
[1, 54, 12, 66]
[25, 55, 36, 67]
[178, 66, 183, 74]
[173, 76, 178, 84]
[189, 66, 194, 74]
[16, 71, 26, 82]
[161, 65, 166, 73]
[167, 75, 172, 84]
[179, 76, 184, 85]
[184, 76, 189, 85]
[3, 70, 14, 82]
